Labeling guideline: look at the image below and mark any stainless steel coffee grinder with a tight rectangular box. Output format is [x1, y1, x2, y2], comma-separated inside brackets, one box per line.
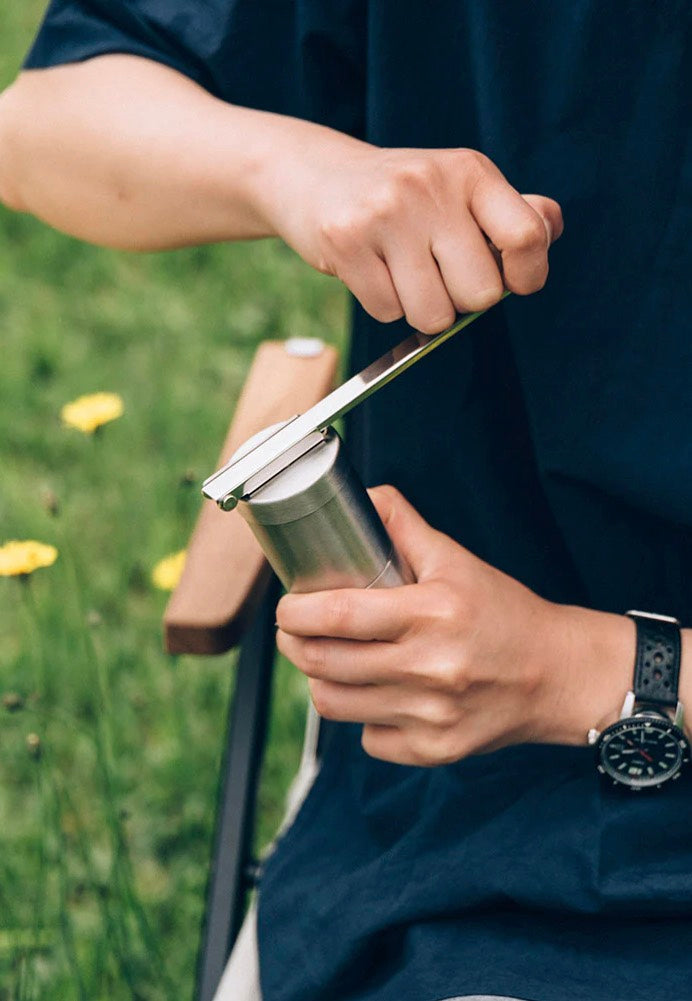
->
[223, 419, 410, 592]
[202, 300, 505, 594]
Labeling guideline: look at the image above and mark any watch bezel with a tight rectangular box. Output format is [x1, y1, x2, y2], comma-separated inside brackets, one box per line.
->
[595, 712, 690, 790]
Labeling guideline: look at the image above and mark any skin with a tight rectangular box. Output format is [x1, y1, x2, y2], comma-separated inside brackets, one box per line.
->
[277, 487, 692, 766]
[1, 55, 686, 764]
[0, 55, 561, 330]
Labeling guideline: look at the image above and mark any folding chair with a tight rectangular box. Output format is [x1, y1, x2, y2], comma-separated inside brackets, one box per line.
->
[163, 338, 339, 1001]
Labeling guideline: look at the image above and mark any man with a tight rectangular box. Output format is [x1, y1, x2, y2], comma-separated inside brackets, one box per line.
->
[1, 3, 690, 999]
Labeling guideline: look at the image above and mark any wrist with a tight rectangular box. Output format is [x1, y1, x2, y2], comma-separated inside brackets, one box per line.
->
[531, 602, 635, 746]
[247, 113, 373, 248]
[533, 605, 692, 747]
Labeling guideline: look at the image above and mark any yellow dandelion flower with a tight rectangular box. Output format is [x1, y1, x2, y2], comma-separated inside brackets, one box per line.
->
[0, 540, 58, 577]
[151, 550, 187, 591]
[61, 392, 124, 434]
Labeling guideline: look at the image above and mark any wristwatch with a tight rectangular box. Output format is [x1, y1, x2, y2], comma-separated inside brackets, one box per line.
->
[588, 610, 690, 791]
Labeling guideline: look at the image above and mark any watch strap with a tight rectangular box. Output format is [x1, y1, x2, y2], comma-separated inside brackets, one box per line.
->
[626, 611, 681, 709]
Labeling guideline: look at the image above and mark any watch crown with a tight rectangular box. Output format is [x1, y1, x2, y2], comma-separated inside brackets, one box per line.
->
[587, 728, 600, 745]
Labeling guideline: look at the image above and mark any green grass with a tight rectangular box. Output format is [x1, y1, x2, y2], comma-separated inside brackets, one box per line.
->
[0, 7, 348, 998]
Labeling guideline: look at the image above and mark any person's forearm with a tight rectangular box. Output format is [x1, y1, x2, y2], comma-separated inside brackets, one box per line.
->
[0, 54, 356, 250]
[0, 52, 563, 331]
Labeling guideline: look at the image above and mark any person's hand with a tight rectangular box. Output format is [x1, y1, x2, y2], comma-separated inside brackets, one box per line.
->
[276, 485, 635, 767]
[259, 136, 563, 333]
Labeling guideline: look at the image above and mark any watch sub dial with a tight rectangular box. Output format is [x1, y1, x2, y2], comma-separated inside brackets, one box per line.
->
[597, 718, 690, 789]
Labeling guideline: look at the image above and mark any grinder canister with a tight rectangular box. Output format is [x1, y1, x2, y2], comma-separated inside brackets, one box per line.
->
[205, 308, 503, 590]
[231, 421, 412, 593]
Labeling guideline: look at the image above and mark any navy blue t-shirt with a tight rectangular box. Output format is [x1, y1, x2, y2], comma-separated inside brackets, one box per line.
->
[25, 3, 692, 1000]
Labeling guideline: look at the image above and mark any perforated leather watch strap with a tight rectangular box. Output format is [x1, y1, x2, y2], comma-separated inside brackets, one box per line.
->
[627, 611, 681, 708]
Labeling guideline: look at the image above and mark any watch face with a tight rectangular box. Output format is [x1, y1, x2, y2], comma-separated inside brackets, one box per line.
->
[598, 714, 690, 790]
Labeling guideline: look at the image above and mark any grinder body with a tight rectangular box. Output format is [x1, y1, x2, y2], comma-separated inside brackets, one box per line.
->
[233, 422, 411, 593]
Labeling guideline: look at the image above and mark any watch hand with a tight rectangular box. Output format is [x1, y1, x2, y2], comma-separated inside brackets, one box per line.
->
[623, 738, 654, 763]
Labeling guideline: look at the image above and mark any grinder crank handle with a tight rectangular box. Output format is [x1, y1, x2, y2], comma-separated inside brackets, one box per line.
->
[203, 292, 511, 510]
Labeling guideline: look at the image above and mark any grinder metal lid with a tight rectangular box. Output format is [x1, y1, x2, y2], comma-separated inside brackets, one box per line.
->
[231, 421, 347, 525]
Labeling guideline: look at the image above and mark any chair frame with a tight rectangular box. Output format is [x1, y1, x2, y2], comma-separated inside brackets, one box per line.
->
[163, 340, 339, 1001]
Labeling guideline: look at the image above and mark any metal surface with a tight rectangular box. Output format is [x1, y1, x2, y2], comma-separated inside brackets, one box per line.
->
[203, 297, 508, 509]
[236, 422, 412, 592]
[588, 690, 685, 743]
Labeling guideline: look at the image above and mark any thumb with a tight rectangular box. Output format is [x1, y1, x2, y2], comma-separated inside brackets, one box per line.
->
[368, 484, 447, 582]
[522, 194, 564, 245]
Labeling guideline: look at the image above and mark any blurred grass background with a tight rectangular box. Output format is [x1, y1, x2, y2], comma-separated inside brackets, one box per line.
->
[0, 6, 348, 998]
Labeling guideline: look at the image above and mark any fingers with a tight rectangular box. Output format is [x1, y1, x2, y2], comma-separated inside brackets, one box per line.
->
[302, 675, 462, 736]
[522, 193, 564, 244]
[276, 489, 451, 645]
[361, 723, 460, 767]
[276, 629, 399, 684]
[368, 484, 450, 582]
[374, 163, 562, 325]
[468, 167, 559, 295]
[276, 586, 409, 641]
[312, 147, 562, 332]
[308, 679, 400, 724]
[361, 724, 419, 766]
[335, 246, 405, 324]
[432, 225, 505, 314]
[382, 239, 457, 335]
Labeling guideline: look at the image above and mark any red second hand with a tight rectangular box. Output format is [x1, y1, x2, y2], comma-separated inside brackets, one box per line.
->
[625, 737, 654, 764]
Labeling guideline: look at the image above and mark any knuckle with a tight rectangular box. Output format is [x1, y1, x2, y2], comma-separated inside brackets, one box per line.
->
[452, 147, 489, 175]
[318, 211, 364, 253]
[462, 282, 505, 313]
[453, 149, 492, 193]
[372, 301, 405, 324]
[506, 214, 547, 253]
[326, 591, 355, 633]
[309, 679, 333, 717]
[420, 694, 458, 728]
[394, 156, 439, 190]
[409, 729, 459, 767]
[302, 638, 327, 673]
[414, 309, 456, 335]
[368, 183, 404, 223]
[317, 218, 343, 252]
[530, 267, 549, 294]
[360, 726, 381, 757]
[362, 727, 403, 764]
[427, 727, 464, 765]
[372, 156, 440, 222]
[372, 483, 402, 506]
[506, 260, 549, 296]
[402, 736, 432, 768]
[426, 581, 465, 627]
[438, 736, 467, 764]
[432, 654, 467, 691]
[405, 588, 447, 639]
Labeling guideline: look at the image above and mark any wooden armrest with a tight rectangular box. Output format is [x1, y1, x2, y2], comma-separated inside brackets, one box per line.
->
[164, 339, 339, 655]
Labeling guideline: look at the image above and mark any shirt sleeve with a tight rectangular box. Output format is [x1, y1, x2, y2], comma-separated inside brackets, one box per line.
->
[23, 0, 366, 136]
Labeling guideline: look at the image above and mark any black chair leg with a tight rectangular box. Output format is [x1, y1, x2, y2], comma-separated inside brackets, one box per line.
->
[195, 576, 281, 1001]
